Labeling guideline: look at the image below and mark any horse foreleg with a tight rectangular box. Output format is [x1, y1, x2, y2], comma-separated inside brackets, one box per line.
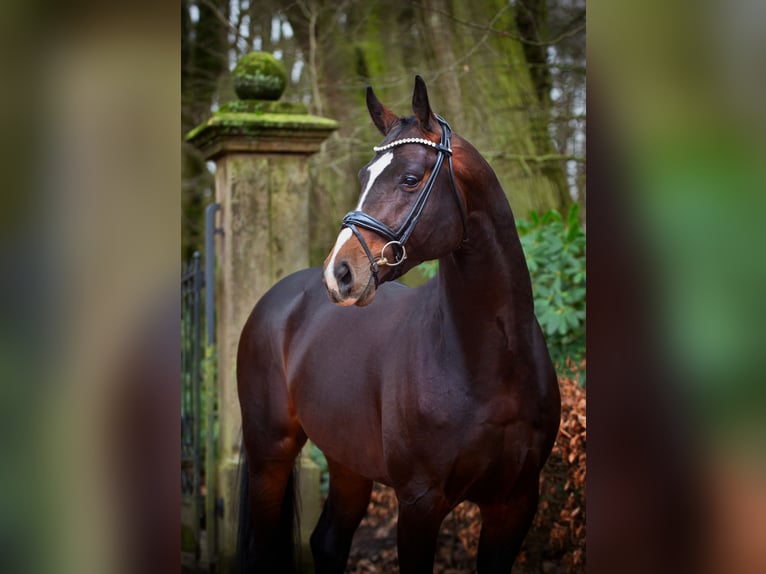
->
[310, 458, 372, 574]
[476, 486, 539, 574]
[395, 491, 450, 574]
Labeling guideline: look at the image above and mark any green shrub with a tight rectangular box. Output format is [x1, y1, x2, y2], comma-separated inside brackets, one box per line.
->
[517, 204, 586, 369]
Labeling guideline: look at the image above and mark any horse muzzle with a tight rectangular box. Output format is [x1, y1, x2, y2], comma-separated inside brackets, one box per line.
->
[322, 257, 378, 307]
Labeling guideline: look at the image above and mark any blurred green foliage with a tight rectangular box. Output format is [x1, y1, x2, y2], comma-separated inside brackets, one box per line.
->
[418, 259, 439, 280]
[308, 442, 329, 498]
[517, 205, 586, 369]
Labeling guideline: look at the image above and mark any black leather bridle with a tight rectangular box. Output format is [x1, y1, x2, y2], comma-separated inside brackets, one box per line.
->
[341, 115, 467, 286]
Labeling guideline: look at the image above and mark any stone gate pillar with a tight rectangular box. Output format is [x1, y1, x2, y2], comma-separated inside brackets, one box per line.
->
[186, 52, 337, 572]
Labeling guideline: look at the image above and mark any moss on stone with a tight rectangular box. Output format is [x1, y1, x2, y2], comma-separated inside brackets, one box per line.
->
[232, 52, 287, 101]
[185, 112, 338, 142]
[211, 112, 337, 128]
[218, 100, 308, 115]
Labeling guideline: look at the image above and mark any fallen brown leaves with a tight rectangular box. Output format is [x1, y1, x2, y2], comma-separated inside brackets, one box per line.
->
[530, 359, 587, 572]
[344, 361, 586, 573]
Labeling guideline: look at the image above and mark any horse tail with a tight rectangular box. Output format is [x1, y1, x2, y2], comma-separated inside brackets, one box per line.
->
[236, 445, 302, 573]
[282, 466, 302, 572]
[236, 446, 253, 573]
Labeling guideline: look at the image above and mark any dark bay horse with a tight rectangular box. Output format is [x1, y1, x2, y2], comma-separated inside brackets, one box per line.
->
[237, 76, 560, 573]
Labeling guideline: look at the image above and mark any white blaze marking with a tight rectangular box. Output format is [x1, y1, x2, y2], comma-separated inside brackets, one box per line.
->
[324, 227, 353, 292]
[324, 152, 393, 295]
[356, 151, 393, 210]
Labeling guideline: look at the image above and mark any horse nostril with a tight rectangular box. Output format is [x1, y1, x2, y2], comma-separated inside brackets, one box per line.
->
[335, 262, 353, 295]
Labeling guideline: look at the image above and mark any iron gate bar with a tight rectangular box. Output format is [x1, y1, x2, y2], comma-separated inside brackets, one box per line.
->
[181, 251, 204, 564]
[204, 202, 221, 569]
[192, 250, 202, 562]
[205, 203, 222, 346]
[181, 204, 222, 570]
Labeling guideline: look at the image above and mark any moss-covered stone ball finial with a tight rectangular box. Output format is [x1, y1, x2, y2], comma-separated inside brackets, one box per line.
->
[232, 52, 287, 101]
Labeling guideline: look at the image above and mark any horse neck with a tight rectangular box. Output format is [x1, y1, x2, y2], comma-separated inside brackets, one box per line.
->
[435, 146, 536, 360]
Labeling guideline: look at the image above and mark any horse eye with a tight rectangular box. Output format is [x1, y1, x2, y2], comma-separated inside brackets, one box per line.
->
[402, 175, 419, 187]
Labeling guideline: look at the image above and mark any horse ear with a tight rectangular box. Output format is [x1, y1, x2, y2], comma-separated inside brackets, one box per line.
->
[412, 75, 435, 131]
[366, 86, 399, 135]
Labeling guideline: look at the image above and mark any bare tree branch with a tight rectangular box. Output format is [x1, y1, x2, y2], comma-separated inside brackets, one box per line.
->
[196, 0, 240, 37]
[485, 152, 586, 163]
[413, 1, 585, 47]
[295, 0, 324, 115]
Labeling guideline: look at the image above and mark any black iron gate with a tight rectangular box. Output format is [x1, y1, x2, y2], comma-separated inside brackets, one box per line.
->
[182, 252, 205, 565]
[182, 204, 221, 571]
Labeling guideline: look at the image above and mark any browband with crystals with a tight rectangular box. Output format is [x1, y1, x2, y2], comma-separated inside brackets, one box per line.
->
[373, 137, 448, 153]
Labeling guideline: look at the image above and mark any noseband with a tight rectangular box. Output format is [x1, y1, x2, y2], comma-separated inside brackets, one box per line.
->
[341, 115, 467, 287]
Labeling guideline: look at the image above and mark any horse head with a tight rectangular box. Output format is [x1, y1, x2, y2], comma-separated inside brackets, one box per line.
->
[323, 76, 467, 306]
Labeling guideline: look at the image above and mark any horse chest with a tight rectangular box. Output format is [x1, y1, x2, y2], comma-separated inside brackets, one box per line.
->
[447, 418, 539, 504]
[391, 387, 536, 482]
